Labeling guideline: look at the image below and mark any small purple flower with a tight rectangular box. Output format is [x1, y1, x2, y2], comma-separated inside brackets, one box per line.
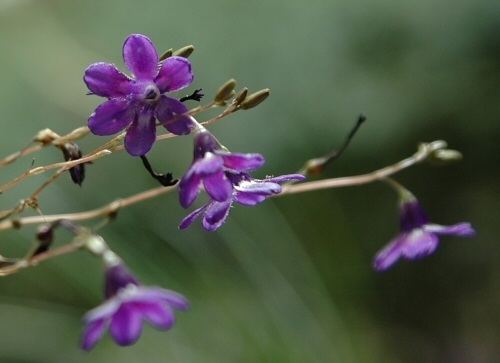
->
[178, 130, 305, 231]
[81, 263, 189, 351]
[178, 130, 266, 208]
[84, 34, 195, 156]
[373, 198, 475, 271]
[179, 172, 304, 231]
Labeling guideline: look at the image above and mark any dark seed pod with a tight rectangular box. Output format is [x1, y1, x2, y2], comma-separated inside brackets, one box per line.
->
[61, 142, 86, 186]
[159, 48, 173, 61]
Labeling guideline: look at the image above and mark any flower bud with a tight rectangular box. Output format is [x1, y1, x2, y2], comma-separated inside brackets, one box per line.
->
[214, 79, 237, 104]
[239, 89, 270, 110]
[428, 149, 463, 165]
[173, 45, 195, 58]
[233, 87, 248, 106]
[159, 48, 173, 61]
[34, 128, 60, 145]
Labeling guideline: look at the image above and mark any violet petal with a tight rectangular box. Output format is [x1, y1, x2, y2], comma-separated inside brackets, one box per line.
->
[203, 171, 233, 202]
[81, 318, 107, 351]
[122, 34, 159, 80]
[202, 200, 232, 231]
[373, 236, 404, 271]
[179, 205, 207, 229]
[234, 191, 267, 206]
[124, 108, 156, 156]
[400, 230, 439, 259]
[156, 96, 194, 135]
[424, 223, 476, 237]
[265, 173, 306, 184]
[84, 62, 132, 97]
[137, 302, 175, 330]
[110, 303, 143, 346]
[155, 56, 194, 93]
[220, 152, 265, 171]
[235, 181, 281, 195]
[88, 98, 135, 136]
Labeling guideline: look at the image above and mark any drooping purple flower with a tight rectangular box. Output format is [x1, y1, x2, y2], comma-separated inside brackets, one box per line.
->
[84, 34, 195, 156]
[373, 198, 475, 271]
[81, 263, 189, 351]
[178, 130, 266, 208]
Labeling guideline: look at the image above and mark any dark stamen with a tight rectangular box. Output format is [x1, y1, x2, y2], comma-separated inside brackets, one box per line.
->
[180, 89, 204, 102]
[140, 156, 178, 187]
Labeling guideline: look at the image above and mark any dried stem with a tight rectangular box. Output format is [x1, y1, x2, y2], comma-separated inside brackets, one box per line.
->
[0, 140, 445, 232]
[281, 140, 446, 195]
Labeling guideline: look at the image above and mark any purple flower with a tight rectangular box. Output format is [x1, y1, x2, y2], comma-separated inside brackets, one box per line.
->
[84, 34, 195, 156]
[81, 263, 189, 351]
[373, 198, 475, 271]
[178, 131, 266, 208]
[179, 172, 304, 231]
[178, 131, 305, 231]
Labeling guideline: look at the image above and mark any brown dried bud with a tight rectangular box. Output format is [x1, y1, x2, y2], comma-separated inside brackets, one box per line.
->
[239, 89, 270, 110]
[303, 157, 328, 176]
[214, 79, 237, 104]
[159, 48, 173, 61]
[173, 45, 195, 58]
[233, 87, 248, 106]
[34, 128, 60, 145]
[61, 143, 85, 186]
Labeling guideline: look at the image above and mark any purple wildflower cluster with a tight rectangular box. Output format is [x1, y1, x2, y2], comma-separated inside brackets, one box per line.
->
[79, 33, 476, 350]
[178, 130, 305, 231]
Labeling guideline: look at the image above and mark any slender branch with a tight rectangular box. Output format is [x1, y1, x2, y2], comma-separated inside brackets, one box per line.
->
[0, 140, 446, 231]
[281, 140, 446, 195]
[0, 185, 176, 231]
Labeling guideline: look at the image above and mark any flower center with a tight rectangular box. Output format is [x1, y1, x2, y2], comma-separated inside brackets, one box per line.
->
[141, 84, 160, 103]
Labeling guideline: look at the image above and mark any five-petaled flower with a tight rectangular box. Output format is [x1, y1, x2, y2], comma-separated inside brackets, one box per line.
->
[84, 34, 195, 156]
[373, 196, 475, 271]
[178, 130, 305, 231]
[81, 262, 189, 351]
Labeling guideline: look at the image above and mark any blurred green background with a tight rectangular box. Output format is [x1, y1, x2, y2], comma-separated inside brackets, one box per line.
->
[0, 0, 498, 362]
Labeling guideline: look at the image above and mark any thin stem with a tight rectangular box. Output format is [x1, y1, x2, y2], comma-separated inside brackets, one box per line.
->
[0, 185, 176, 231]
[281, 140, 446, 195]
[0, 140, 446, 231]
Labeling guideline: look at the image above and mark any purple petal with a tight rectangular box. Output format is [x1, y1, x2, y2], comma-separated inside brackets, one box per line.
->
[234, 191, 267, 206]
[202, 200, 232, 232]
[400, 200, 429, 231]
[424, 223, 476, 237]
[81, 318, 107, 351]
[265, 173, 306, 184]
[122, 34, 159, 80]
[178, 174, 202, 208]
[83, 299, 121, 323]
[84, 62, 132, 97]
[88, 98, 135, 136]
[400, 230, 439, 259]
[134, 287, 190, 311]
[235, 181, 281, 195]
[203, 171, 233, 202]
[155, 56, 193, 92]
[110, 303, 143, 346]
[179, 205, 207, 229]
[124, 108, 156, 156]
[156, 96, 194, 135]
[220, 152, 265, 171]
[137, 302, 175, 330]
[373, 236, 404, 271]
[105, 264, 139, 299]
